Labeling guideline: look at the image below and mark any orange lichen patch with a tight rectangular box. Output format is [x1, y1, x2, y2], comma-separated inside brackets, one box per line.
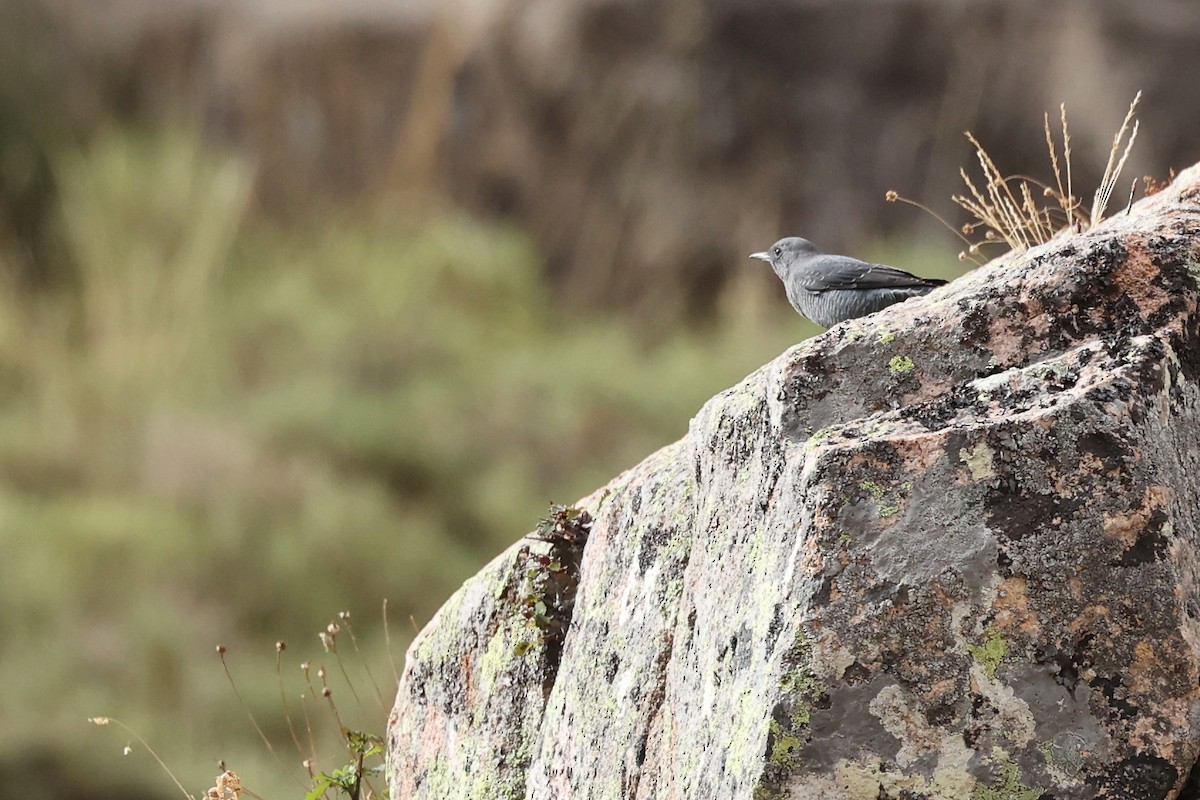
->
[1101, 485, 1171, 548]
[1128, 694, 1196, 756]
[1125, 640, 1159, 694]
[1102, 509, 1147, 549]
[893, 433, 951, 473]
[903, 373, 955, 408]
[455, 651, 473, 706]
[992, 576, 1042, 638]
[986, 307, 1038, 366]
[921, 677, 963, 708]
[1111, 239, 1175, 320]
[1074, 451, 1107, 479]
[842, 451, 894, 475]
[1067, 605, 1113, 636]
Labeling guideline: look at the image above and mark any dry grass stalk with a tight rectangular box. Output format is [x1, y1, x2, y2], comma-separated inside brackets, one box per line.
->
[1091, 91, 1141, 227]
[888, 92, 1145, 264]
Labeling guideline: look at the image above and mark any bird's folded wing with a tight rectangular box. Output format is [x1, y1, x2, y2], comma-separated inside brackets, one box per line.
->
[800, 256, 946, 293]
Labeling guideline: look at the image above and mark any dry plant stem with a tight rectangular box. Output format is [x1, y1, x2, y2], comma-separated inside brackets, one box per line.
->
[383, 599, 400, 686]
[1092, 91, 1142, 227]
[310, 666, 348, 744]
[88, 717, 194, 800]
[885, 193, 975, 248]
[220, 649, 308, 789]
[331, 647, 362, 714]
[1062, 104, 1074, 216]
[1045, 109, 1067, 206]
[342, 616, 388, 708]
[324, 687, 348, 736]
[1043, 105, 1086, 228]
[299, 689, 320, 768]
[971, 135, 1030, 248]
[219, 650, 276, 757]
[274, 647, 307, 760]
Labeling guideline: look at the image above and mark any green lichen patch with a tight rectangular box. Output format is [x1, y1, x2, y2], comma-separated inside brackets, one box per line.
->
[767, 720, 806, 770]
[858, 480, 910, 518]
[755, 635, 828, 799]
[860, 480, 887, 501]
[888, 355, 915, 373]
[961, 441, 997, 481]
[970, 758, 1041, 800]
[878, 329, 896, 344]
[968, 630, 1010, 680]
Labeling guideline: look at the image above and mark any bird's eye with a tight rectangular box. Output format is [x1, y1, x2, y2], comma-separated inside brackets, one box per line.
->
[773, 247, 782, 257]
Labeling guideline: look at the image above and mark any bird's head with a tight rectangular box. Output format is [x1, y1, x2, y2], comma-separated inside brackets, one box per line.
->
[749, 237, 821, 277]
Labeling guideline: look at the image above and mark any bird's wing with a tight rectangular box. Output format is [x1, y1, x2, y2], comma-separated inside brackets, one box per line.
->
[799, 255, 946, 293]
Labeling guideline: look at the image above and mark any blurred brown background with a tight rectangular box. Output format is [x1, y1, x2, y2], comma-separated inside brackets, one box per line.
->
[0, 1, 1195, 798]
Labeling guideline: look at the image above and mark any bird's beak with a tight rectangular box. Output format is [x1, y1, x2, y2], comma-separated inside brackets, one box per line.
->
[749, 252, 771, 263]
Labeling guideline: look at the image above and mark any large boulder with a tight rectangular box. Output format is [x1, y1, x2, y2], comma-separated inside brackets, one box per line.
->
[387, 164, 1200, 798]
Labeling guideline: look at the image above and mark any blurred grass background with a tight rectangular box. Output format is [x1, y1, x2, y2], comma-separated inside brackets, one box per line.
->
[3, 0, 1186, 798]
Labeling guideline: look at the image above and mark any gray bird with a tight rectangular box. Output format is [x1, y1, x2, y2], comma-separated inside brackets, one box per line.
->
[750, 237, 947, 328]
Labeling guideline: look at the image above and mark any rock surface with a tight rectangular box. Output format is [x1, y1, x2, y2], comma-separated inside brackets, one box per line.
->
[388, 165, 1200, 799]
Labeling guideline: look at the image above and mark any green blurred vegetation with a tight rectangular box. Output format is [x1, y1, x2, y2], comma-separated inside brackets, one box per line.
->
[0, 126, 808, 799]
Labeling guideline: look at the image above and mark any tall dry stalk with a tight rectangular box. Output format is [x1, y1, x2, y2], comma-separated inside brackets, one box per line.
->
[889, 92, 1145, 263]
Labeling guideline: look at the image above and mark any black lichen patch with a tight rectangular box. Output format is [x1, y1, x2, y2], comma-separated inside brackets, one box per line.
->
[1076, 429, 1133, 471]
[901, 383, 987, 430]
[1173, 310, 1200, 386]
[766, 603, 785, 651]
[955, 296, 996, 352]
[985, 486, 1080, 543]
[778, 350, 836, 432]
[757, 435, 787, 513]
[924, 701, 958, 727]
[710, 394, 769, 464]
[1087, 753, 1178, 800]
[1177, 756, 1200, 800]
[1089, 674, 1140, 722]
[1126, 341, 1169, 402]
[812, 573, 834, 606]
[634, 524, 677, 577]
[1025, 237, 1164, 351]
[604, 652, 620, 683]
[1034, 643, 1080, 697]
[1145, 234, 1200, 330]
